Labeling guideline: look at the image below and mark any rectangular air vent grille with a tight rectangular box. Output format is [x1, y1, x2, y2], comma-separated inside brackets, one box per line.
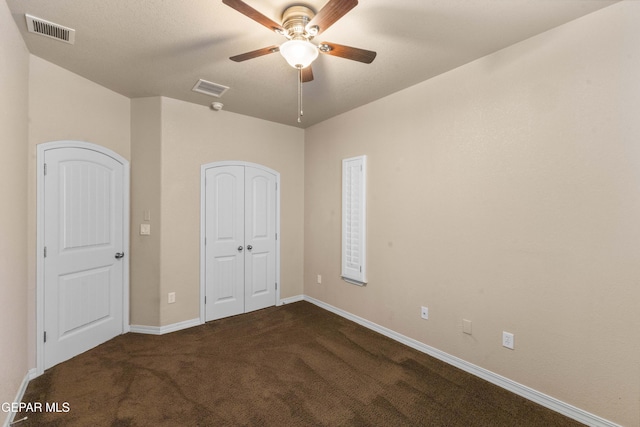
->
[192, 79, 229, 98]
[26, 14, 75, 44]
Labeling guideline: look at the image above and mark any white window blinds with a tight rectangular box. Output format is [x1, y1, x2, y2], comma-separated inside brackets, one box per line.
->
[342, 155, 367, 285]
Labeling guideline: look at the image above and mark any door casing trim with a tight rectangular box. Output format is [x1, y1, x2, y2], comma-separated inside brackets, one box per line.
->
[36, 140, 130, 376]
[199, 161, 281, 324]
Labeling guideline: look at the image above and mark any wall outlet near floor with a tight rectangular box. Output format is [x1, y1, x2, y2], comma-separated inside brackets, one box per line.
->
[421, 306, 428, 320]
[317, 274, 322, 284]
[168, 292, 176, 304]
[463, 319, 472, 335]
[502, 331, 514, 349]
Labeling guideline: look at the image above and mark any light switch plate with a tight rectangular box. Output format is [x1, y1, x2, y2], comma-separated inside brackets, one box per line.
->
[140, 223, 151, 235]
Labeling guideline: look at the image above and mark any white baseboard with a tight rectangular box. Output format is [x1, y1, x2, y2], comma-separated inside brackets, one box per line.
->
[130, 318, 201, 335]
[2, 369, 36, 427]
[131, 296, 305, 335]
[27, 368, 37, 381]
[279, 294, 304, 305]
[302, 295, 619, 427]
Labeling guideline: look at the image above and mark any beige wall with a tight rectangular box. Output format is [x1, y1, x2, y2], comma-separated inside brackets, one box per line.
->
[304, 2, 639, 425]
[0, 0, 29, 422]
[130, 98, 163, 326]
[27, 56, 131, 366]
[28, 56, 131, 159]
[130, 97, 305, 326]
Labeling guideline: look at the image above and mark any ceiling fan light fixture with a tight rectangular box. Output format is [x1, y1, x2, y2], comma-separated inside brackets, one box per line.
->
[279, 39, 319, 69]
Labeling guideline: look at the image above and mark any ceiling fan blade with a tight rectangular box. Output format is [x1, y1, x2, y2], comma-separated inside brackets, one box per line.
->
[222, 0, 285, 33]
[307, 0, 358, 36]
[301, 66, 314, 83]
[230, 45, 279, 62]
[319, 42, 377, 64]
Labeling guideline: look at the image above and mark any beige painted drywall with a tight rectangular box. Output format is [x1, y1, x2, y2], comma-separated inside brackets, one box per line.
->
[27, 56, 131, 367]
[304, 2, 640, 425]
[130, 97, 305, 326]
[130, 98, 163, 326]
[27, 56, 131, 158]
[0, 1, 29, 422]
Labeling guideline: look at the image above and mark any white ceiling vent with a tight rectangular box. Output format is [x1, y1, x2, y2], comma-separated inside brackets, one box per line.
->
[192, 79, 229, 98]
[25, 14, 75, 44]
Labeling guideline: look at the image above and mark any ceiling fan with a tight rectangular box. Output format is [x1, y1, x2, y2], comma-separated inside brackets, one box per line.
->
[222, 0, 377, 121]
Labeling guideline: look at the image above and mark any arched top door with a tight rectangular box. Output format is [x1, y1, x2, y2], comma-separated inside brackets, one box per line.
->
[200, 161, 281, 323]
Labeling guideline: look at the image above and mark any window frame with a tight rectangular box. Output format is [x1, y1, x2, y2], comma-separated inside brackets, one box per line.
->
[341, 155, 367, 286]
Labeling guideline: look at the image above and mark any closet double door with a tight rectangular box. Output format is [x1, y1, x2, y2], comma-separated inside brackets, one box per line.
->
[205, 165, 277, 321]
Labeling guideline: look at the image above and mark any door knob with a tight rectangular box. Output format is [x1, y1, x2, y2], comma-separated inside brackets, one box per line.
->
[115, 252, 125, 259]
[237, 246, 244, 251]
[247, 245, 253, 251]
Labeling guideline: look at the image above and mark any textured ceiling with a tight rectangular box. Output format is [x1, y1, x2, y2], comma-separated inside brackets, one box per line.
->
[6, 0, 619, 128]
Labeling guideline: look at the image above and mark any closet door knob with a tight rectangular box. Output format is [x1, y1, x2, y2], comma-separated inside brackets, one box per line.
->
[247, 245, 253, 251]
[237, 246, 244, 251]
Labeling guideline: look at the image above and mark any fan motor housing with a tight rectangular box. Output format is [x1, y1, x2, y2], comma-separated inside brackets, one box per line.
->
[282, 5, 316, 39]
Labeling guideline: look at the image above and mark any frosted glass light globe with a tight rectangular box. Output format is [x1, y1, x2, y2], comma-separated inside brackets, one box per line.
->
[279, 39, 319, 69]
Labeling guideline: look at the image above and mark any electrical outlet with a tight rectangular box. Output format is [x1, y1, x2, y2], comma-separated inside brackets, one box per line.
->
[421, 306, 428, 320]
[168, 292, 176, 304]
[502, 331, 514, 349]
[317, 274, 322, 284]
[463, 319, 472, 335]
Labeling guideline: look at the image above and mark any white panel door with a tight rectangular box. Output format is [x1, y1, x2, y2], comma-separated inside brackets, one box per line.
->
[43, 147, 125, 369]
[205, 166, 245, 321]
[205, 164, 277, 321]
[244, 167, 277, 313]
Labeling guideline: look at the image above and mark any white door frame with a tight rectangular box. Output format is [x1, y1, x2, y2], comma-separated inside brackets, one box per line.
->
[36, 140, 130, 376]
[200, 161, 281, 324]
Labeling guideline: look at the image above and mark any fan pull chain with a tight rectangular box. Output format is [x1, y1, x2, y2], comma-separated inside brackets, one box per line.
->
[297, 66, 303, 123]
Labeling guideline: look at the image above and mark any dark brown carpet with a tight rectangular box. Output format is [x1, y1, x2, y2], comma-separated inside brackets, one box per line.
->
[15, 301, 583, 426]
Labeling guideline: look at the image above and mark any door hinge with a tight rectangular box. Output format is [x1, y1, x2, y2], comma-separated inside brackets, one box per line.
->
[275, 282, 278, 290]
[204, 296, 207, 304]
[360, 266, 362, 272]
[275, 233, 278, 240]
[44, 246, 47, 258]
[44, 163, 47, 176]
[44, 331, 47, 343]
